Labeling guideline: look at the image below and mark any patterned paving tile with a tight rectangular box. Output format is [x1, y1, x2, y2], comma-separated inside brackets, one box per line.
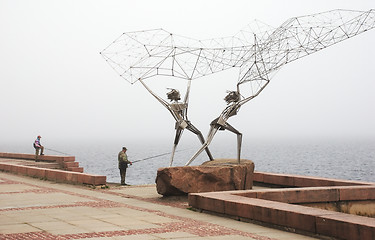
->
[0, 174, 296, 240]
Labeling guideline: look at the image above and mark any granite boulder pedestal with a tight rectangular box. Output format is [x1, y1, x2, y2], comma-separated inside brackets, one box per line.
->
[155, 159, 255, 196]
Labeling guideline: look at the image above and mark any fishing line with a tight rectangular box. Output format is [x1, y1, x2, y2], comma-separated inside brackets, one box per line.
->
[44, 147, 72, 156]
[132, 148, 190, 163]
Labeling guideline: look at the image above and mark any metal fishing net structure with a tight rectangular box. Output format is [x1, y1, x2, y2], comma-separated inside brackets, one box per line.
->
[100, 19, 275, 83]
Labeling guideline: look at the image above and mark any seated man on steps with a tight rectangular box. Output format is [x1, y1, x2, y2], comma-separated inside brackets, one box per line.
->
[33, 135, 44, 161]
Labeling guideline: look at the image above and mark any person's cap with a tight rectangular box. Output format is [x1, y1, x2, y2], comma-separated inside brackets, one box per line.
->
[38, 135, 41, 138]
[122, 147, 127, 150]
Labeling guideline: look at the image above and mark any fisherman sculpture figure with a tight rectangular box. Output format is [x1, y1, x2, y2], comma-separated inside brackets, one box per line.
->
[185, 79, 267, 166]
[139, 79, 214, 166]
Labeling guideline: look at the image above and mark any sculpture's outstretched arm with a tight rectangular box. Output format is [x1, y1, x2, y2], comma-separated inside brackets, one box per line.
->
[138, 79, 181, 122]
[237, 34, 271, 103]
[138, 79, 169, 108]
[182, 79, 192, 120]
[237, 80, 270, 106]
[183, 79, 192, 104]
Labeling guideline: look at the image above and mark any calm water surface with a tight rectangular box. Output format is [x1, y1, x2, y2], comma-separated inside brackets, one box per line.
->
[1, 139, 374, 185]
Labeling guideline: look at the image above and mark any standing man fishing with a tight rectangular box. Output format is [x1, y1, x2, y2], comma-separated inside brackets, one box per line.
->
[33, 135, 44, 161]
[118, 147, 132, 185]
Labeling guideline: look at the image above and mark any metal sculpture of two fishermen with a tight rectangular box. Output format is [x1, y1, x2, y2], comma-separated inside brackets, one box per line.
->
[118, 147, 132, 185]
[101, 9, 375, 167]
[33, 135, 44, 161]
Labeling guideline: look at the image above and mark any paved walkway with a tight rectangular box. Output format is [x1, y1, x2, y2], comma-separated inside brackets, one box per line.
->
[0, 172, 318, 240]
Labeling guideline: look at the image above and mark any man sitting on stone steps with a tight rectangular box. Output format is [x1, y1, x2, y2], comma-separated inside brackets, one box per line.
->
[33, 135, 44, 161]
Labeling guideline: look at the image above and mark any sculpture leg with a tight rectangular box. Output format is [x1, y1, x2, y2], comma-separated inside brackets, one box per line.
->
[185, 125, 219, 166]
[237, 133, 242, 164]
[170, 127, 184, 167]
[221, 122, 242, 164]
[186, 122, 214, 161]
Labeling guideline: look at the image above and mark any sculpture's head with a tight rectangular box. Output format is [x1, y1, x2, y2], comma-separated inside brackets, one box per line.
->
[224, 91, 240, 104]
[166, 88, 181, 102]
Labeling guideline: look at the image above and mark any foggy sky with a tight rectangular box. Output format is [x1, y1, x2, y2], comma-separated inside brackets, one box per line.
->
[1, 0, 374, 148]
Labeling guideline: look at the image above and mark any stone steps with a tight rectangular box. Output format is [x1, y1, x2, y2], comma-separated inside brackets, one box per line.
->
[0, 159, 61, 169]
[0, 152, 82, 172]
[0, 152, 106, 186]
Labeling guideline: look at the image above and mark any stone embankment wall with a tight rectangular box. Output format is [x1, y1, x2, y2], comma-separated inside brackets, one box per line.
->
[0, 152, 106, 185]
[189, 172, 375, 240]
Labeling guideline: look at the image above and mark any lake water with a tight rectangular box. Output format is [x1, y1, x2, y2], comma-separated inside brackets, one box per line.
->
[1, 138, 374, 185]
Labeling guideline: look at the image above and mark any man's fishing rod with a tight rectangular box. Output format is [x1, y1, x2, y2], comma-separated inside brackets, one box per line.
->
[44, 147, 72, 156]
[132, 148, 189, 163]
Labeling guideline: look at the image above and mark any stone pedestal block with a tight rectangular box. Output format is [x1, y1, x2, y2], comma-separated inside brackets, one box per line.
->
[156, 159, 254, 196]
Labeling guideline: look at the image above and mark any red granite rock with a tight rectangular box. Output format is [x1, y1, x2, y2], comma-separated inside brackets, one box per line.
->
[155, 159, 254, 196]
